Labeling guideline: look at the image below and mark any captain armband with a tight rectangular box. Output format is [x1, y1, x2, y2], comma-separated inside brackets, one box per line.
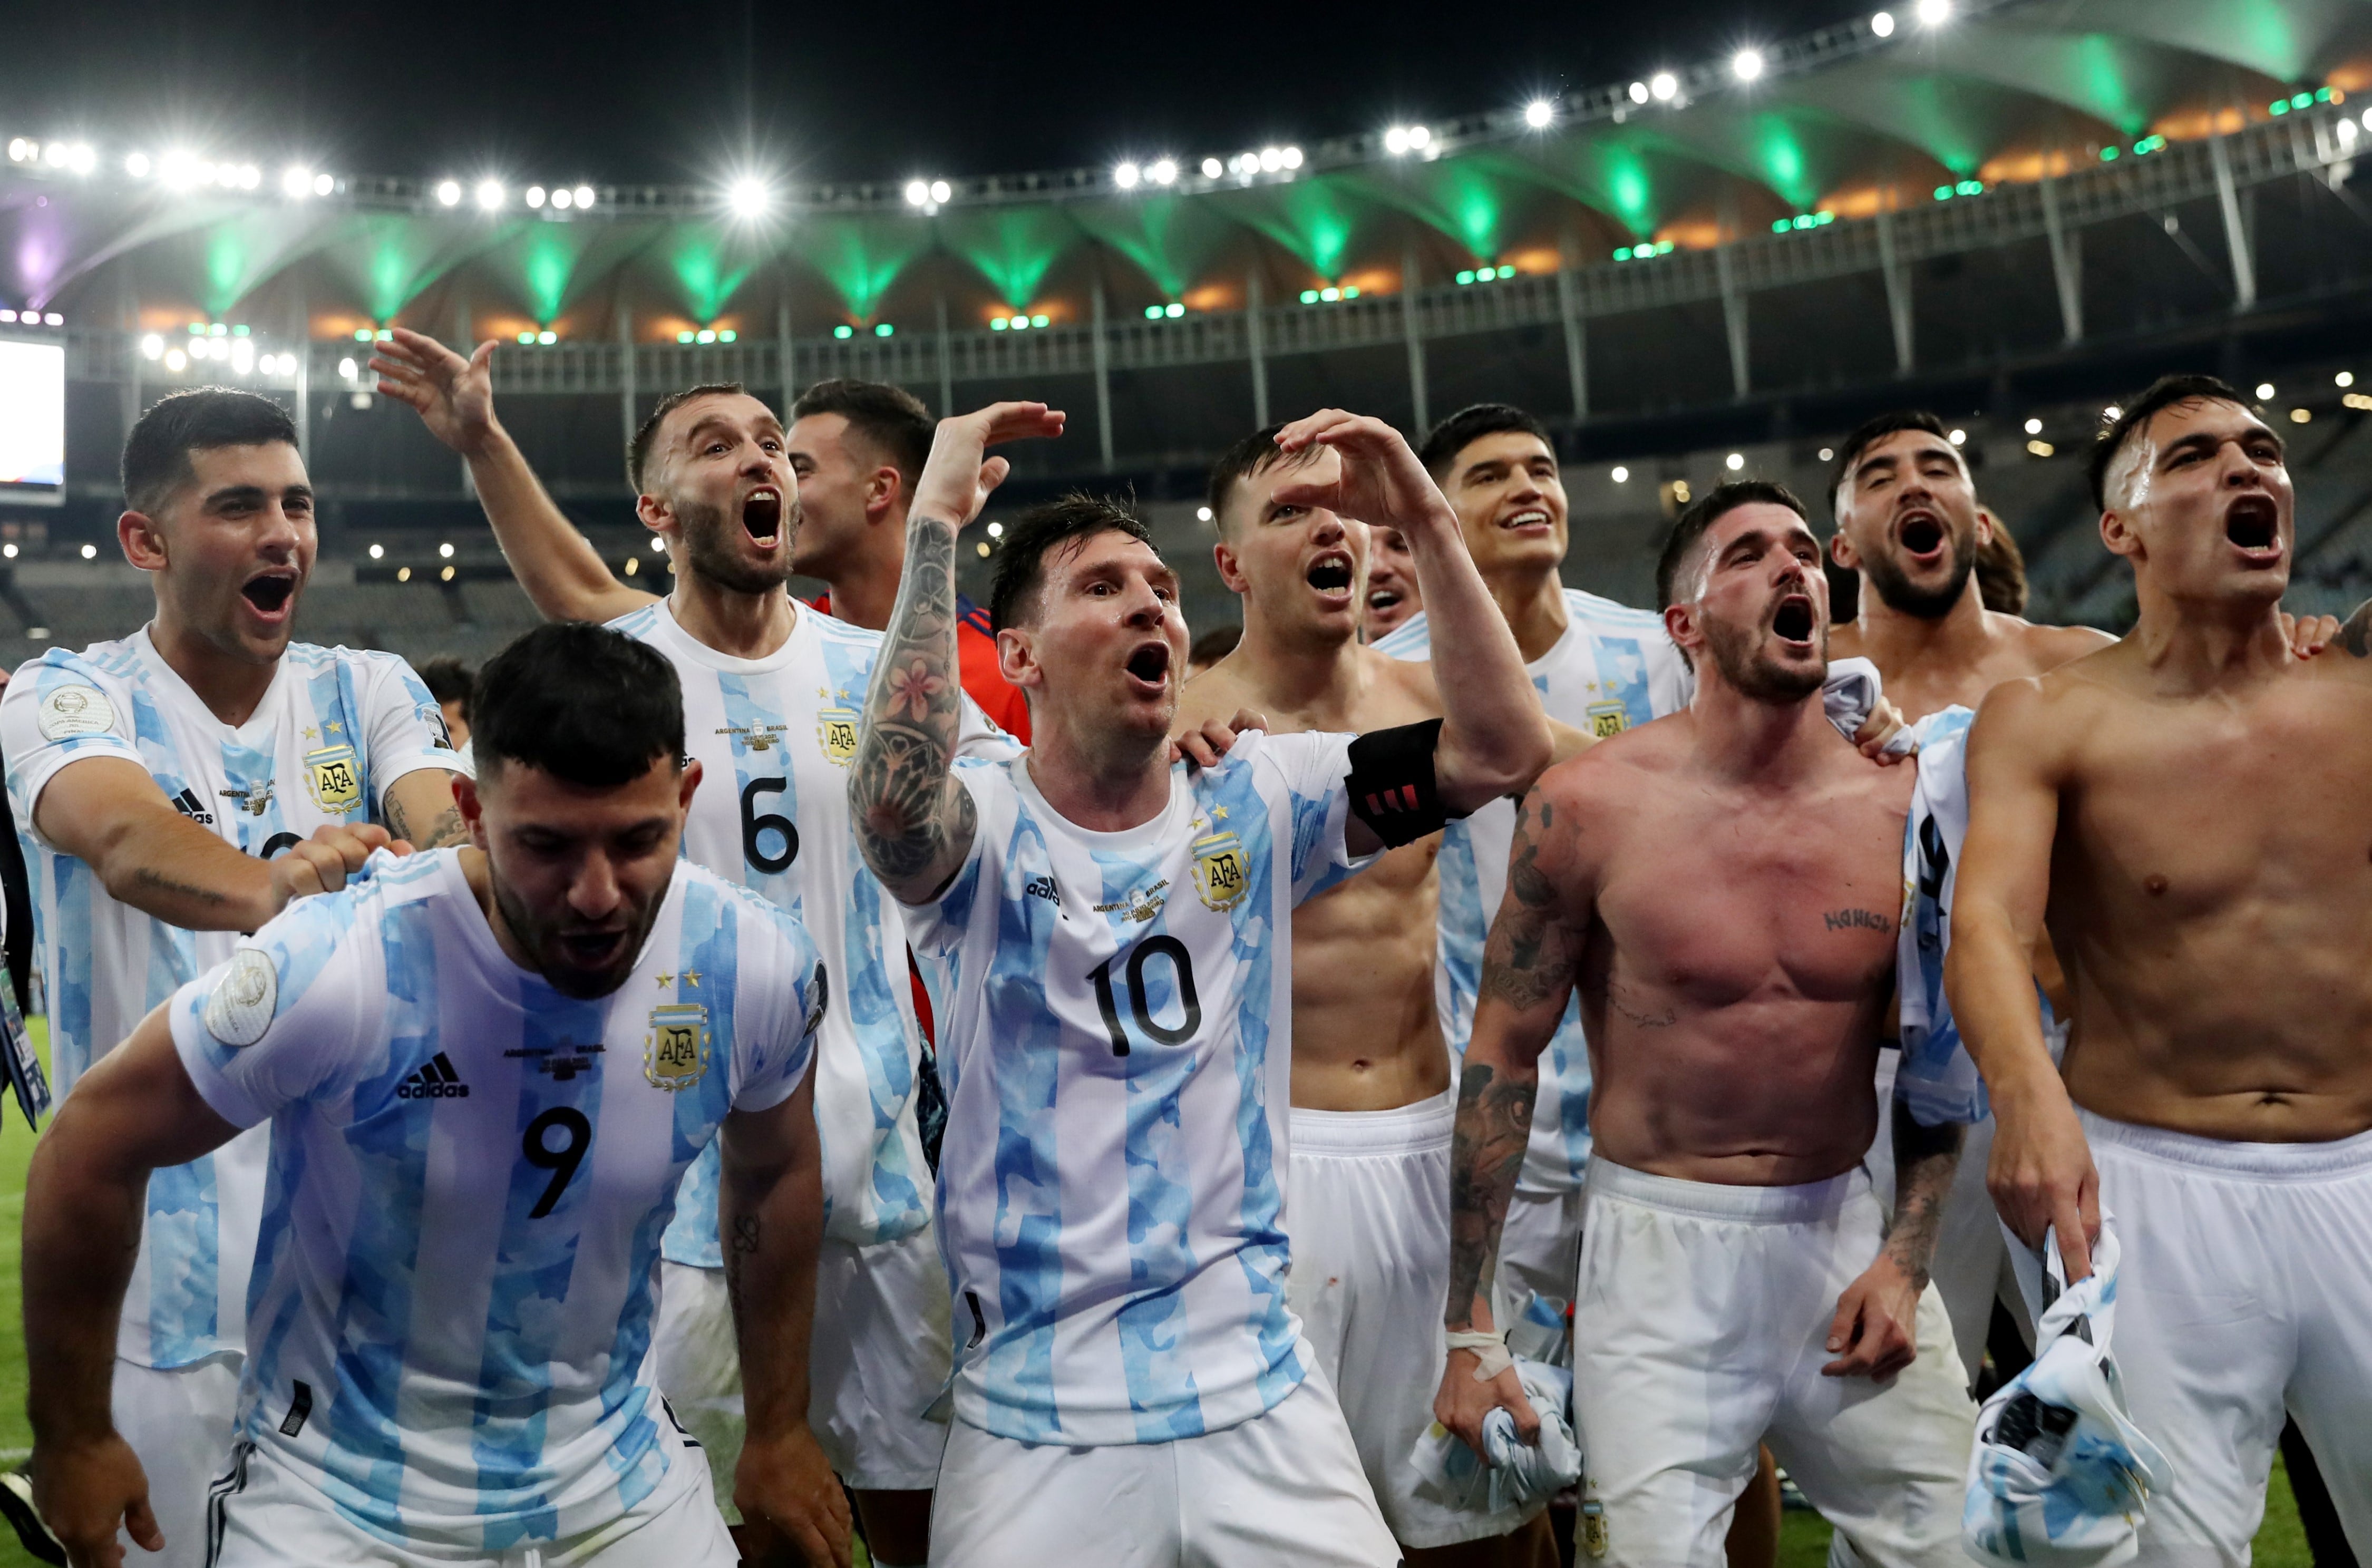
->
[1345, 719, 1452, 848]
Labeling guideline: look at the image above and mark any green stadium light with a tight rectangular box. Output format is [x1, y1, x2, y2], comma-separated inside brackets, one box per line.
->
[1165, 302, 1183, 317]
[2271, 99, 2289, 115]
[720, 329, 736, 343]
[1300, 289, 1319, 304]
[677, 330, 695, 343]
[1028, 315, 1046, 328]
[993, 316, 1010, 329]
[2101, 146, 2119, 161]
[1934, 186, 1953, 200]
[2293, 92, 2313, 110]
[518, 330, 536, 344]
[877, 322, 897, 336]
[1457, 269, 1475, 285]
[834, 325, 853, 339]
[353, 329, 372, 342]
[1145, 305, 1163, 319]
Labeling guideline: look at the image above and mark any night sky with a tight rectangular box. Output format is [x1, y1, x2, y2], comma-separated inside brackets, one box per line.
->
[4, 0, 1860, 189]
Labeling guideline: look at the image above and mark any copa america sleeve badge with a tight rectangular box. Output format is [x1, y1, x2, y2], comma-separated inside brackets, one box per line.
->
[36, 683, 115, 742]
[203, 949, 279, 1048]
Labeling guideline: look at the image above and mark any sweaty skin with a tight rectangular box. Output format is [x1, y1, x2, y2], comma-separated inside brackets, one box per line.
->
[1949, 395, 2372, 1277]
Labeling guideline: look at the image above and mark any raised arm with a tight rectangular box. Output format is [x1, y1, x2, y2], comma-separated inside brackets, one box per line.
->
[36, 758, 395, 933]
[717, 1070, 849, 1568]
[1943, 678, 2096, 1279]
[25, 1005, 244, 1566]
[371, 329, 655, 625]
[1272, 411, 1550, 820]
[851, 402, 1064, 904]
[382, 768, 469, 851]
[1433, 780, 1592, 1457]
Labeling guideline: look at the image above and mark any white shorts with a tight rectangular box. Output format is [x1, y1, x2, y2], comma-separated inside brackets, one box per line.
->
[204, 1420, 733, 1567]
[927, 1361, 1396, 1568]
[1287, 1091, 1539, 1548]
[2082, 1110, 2372, 1568]
[1496, 1182, 1584, 1340]
[1573, 1160, 1975, 1568]
[113, 1351, 242, 1568]
[651, 1224, 951, 1502]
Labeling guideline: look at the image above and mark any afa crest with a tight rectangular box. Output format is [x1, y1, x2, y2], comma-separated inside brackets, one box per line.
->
[304, 745, 363, 814]
[645, 1003, 711, 1090]
[1191, 831, 1249, 912]
[1585, 702, 1630, 739]
[818, 707, 861, 764]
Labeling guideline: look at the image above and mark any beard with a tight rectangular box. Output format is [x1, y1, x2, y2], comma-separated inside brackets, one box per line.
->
[1702, 608, 1827, 703]
[488, 860, 668, 999]
[1862, 528, 1976, 620]
[674, 494, 796, 597]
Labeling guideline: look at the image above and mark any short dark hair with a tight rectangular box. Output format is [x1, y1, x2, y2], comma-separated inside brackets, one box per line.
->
[1204, 425, 1289, 534]
[121, 387, 300, 517]
[988, 493, 1160, 634]
[1656, 480, 1810, 610]
[415, 655, 475, 719]
[1976, 512, 2028, 615]
[626, 383, 759, 492]
[1189, 624, 1242, 668]
[2087, 374, 2253, 510]
[472, 624, 684, 788]
[791, 378, 934, 493]
[1417, 403, 1554, 480]
[1828, 410, 1954, 512]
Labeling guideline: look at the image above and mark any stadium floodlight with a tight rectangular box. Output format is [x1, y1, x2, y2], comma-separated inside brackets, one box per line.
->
[369, 543, 384, 559]
[1650, 73, 1678, 101]
[164, 348, 187, 371]
[1114, 162, 1140, 189]
[2256, 382, 2276, 400]
[2025, 417, 2043, 434]
[929, 179, 951, 203]
[1150, 159, 1178, 185]
[1870, 10, 1895, 36]
[81, 544, 97, 560]
[1628, 81, 1651, 105]
[1733, 50, 1765, 82]
[1384, 126, 1412, 155]
[1948, 428, 1967, 446]
[314, 172, 334, 196]
[728, 177, 770, 218]
[905, 180, 930, 206]
[1281, 146, 1302, 169]
[1524, 100, 1555, 129]
[1914, 0, 1949, 24]
[474, 179, 504, 210]
[571, 184, 595, 208]
[139, 334, 163, 359]
[551, 187, 574, 209]
[440, 542, 455, 559]
[235, 163, 260, 189]
[526, 185, 547, 208]
[124, 150, 151, 177]
[1259, 147, 1282, 172]
[435, 179, 462, 207]
[1725, 452, 1745, 471]
[338, 356, 357, 379]
[282, 166, 314, 198]
[2338, 371, 2356, 387]
[64, 142, 95, 175]
[1199, 157, 1221, 178]
[1612, 465, 1629, 482]
[2103, 405, 2122, 421]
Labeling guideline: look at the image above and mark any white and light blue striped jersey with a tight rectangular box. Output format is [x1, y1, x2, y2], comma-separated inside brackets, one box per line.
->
[1376, 589, 1689, 1192]
[0, 629, 462, 1367]
[167, 848, 822, 1555]
[900, 732, 1371, 1446]
[606, 600, 1018, 1257]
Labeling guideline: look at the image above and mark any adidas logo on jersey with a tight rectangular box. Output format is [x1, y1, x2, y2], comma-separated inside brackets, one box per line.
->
[396, 1052, 470, 1099]
[170, 787, 215, 827]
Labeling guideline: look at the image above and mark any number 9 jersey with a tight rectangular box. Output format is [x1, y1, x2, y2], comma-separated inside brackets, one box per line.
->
[606, 600, 1019, 1252]
[167, 847, 823, 1553]
[897, 730, 1372, 1447]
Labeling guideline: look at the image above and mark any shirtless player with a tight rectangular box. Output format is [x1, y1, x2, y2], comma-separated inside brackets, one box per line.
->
[1948, 375, 2372, 1564]
[1178, 427, 1561, 1564]
[1436, 480, 1977, 1568]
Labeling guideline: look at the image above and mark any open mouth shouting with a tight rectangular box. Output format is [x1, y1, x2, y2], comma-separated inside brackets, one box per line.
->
[1894, 507, 1947, 565]
[1306, 550, 1355, 605]
[1367, 583, 1403, 614]
[2223, 493, 2281, 562]
[741, 485, 785, 547]
[1770, 592, 1817, 648]
[239, 568, 300, 623]
[1123, 639, 1173, 697]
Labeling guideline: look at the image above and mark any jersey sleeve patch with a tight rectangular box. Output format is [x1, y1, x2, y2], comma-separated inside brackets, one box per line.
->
[36, 682, 115, 740]
[202, 948, 279, 1048]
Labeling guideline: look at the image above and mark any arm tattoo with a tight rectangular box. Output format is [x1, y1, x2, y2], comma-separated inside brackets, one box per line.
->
[851, 518, 976, 894]
[1444, 1063, 1537, 1329]
[1476, 800, 1569, 1010]
[134, 866, 227, 905]
[723, 1213, 760, 1324]
[385, 795, 468, 850]
[1882, 1108, 1964, 1284]
[2341, 599, 2372, 659]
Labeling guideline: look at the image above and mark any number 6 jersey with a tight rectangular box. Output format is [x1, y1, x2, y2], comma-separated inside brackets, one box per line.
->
[898, 731, 1369, 1447]
[607, 600, 1018, 1253]
[167, 848, 822, 1553]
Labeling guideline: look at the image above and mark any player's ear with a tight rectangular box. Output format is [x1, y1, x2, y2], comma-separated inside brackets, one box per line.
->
[1663, 600, 1702, 660]
[119, 509, 168, 571]
[997, 625, 1040, 693]
[867, 466, 901, 522]
[1212, 536, 1249, 596]
[677, 756, 703, 812]
[634, 490, 672, 536]
[453, 772, 491, 849]
[1827, 528, 1858, 571]
[2098, 505, 2142, 562]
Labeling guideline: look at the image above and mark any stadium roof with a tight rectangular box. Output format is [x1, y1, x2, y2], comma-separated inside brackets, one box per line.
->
[6, 0, 2371, 345]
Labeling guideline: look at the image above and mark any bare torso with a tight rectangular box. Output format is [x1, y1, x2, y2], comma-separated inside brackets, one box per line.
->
[1830, 612, 2111, 724]
[2028, 645, 2372, 1140]
[1177, 646, 1452, 1111]
[1558, 715, 1914, 1183]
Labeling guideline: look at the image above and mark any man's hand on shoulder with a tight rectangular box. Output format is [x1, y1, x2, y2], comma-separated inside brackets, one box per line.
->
[1169, 707, 1267, 771]
[371, 329, 499, 457]
[734, 1425, 852, 1568]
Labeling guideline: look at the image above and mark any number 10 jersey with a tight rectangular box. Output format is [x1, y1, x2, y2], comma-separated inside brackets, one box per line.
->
[899, 731, 1369, 1447]
[607, 600, 1018, 1250]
